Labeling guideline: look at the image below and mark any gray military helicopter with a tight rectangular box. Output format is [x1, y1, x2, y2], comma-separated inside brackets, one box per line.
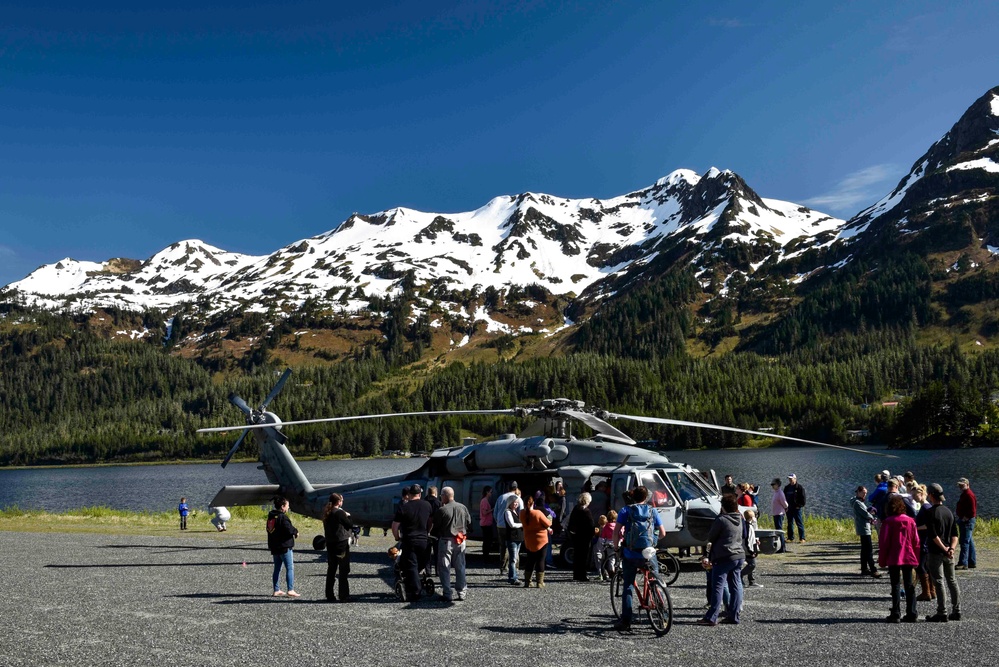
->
[199, 369, 891, 580]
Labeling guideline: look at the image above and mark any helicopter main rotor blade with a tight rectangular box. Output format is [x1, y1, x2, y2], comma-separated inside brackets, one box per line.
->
[197, 408, 519, 434]
[261, 368, 292, 411]
[561, 410, 636, 445]
[607, 413, 898, 459]
[228, 393, 253, 417]
[221, 429, 250, 468]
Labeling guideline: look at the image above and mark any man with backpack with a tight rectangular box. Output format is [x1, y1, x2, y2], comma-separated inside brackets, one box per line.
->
[611, 485, 666, 632]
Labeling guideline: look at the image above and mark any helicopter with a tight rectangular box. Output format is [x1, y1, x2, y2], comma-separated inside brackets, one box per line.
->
[199, 369, 893, 579]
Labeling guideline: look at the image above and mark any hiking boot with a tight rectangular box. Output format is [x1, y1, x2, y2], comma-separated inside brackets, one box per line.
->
[885, 613, 900, 623]
[613, 621, 632, 632]
[696, 618, 718, 627]
[948, 612, 962, 621]
[925, 613, 949, 623]
[901, 614, 918, 623]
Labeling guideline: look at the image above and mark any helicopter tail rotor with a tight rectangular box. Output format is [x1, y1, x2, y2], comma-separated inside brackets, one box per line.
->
[218, 369, 293, 468]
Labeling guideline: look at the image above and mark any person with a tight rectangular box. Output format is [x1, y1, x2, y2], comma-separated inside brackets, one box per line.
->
[737, 483, 756, 510]
[741, 509, 761, 588]
[391, 483, 432, 603]
[567, 492, 597, 582]
[426, 486, 442, 575]
[494, 482, 520, 576]
[851, 486, 880, 578]
[431, 486, 472, 602]
[720, 475, 737, 497]
[868, 472, 890, 520]
[503, 495, 524, 585]
[267, 496, 300, 597]
[784, 474, 806, 543]
[904, 470, 917, 487]
[519, 494, 553, 588]
[912, 484, 935, 601]
[553, 482, 568, 541]
[955, 477, 977, 570]
[878, 495, 920, 623]
[698, 495, 746, 626]
[178, 497, 189, 531]
[479, 486, 495, 559]
[770, 478, 788, 553]
[921, 483, 961, 622]
[593, 510, 618, 581]
[209, 505, 230, 532]
[323, 493, 353, 602]
[612, 486, 666, 632]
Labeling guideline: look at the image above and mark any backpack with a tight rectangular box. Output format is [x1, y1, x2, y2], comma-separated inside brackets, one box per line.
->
[624, 503, 656, 552]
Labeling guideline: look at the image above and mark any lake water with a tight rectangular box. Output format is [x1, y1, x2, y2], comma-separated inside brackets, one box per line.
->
[1, 446, 995, 519]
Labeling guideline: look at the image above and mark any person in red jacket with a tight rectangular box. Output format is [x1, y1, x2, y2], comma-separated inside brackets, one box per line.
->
[878, 495, 920, 623]
[955, 477, 977, 569]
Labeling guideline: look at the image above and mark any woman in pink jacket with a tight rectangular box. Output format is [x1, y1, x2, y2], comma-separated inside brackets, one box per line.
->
[878, 495, 920, 623]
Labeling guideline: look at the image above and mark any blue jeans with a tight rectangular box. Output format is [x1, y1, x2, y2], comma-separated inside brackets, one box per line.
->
[705, 559, 744, 624]
[620, 557, 642, 624]
[506, 540, 521, 582]
[773, 514, 786, 551]
[272, 549, 294, 591]
[958, 517, 976, 567]
[786, 508, 805, 541]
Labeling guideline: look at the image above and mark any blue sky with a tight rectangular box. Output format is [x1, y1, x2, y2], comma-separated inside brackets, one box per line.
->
[2, 0, 998, 287]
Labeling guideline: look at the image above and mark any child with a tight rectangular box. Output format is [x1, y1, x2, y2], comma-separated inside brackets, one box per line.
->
[593, 510, 618, 581]
[742, 509, 761, 588]
[178, 497, 189, 530]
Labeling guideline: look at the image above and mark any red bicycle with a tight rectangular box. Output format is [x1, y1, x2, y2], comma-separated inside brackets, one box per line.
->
[609, 556, 673, 636]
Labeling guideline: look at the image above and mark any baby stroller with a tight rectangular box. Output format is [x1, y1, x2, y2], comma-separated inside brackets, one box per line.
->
[389, 542, 435, 601]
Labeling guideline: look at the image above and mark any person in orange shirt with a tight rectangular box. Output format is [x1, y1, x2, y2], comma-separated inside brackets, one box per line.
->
[520, 494, 553, 588]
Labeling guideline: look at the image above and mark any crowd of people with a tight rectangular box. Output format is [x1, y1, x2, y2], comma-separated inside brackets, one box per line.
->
[851, 470, 976, 622]
[179, 467, 980, 630]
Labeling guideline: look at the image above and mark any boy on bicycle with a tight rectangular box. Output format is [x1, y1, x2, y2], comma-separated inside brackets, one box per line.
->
[612, 486, 666, 632]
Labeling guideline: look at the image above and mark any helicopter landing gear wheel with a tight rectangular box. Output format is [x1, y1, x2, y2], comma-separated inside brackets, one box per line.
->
[312, 535, 326, 552]
[656, 549, 680, 585]
[559, 542, 575, 568]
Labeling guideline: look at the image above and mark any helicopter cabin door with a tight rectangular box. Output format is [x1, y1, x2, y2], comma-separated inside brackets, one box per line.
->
[467, 477, 499, 539]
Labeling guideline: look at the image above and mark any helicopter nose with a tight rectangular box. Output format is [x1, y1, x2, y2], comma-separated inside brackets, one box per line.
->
[685, 500, 721, 543]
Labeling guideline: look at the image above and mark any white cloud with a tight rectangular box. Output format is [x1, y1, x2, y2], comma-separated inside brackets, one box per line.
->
[803, 164, 903, 216]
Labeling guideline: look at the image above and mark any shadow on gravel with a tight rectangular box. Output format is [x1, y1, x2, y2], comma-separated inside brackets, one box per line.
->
[754, 617, 877, 625]
[482, 616, 617, 638]
[101, 543, 270, 552]
[45, 561, 274, 569]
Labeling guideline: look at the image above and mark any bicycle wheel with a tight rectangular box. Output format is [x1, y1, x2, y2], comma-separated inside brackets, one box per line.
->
[656, 549, 680, 586]
[609, 571, 625, 620]
[645, 579, 674, 636]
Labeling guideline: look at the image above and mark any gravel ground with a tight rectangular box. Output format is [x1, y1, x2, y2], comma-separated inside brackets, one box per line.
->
[1, 530, 997, 666]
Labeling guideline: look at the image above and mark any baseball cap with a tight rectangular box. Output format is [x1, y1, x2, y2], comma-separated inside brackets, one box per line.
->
[787, 473, 796, 479]
[927, 483, 945, 499]
[509, 481, 519, 489]
[410, 484, 423, 496]
[957, 477, 969, 486]
[881, 469, 891, 479]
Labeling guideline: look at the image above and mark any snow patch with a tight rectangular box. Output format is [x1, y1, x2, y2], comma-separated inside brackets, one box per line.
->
[947, 158, 999, 174]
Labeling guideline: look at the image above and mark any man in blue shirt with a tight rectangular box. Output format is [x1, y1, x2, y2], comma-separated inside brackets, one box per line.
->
[612, 486, 666, 632]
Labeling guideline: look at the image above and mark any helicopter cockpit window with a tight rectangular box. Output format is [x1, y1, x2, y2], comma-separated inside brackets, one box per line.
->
[638, 471, 675, 507]
[663, 470, 711, 503]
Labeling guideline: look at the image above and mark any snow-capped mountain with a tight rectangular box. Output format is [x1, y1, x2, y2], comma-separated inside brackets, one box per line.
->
[2, 168, 843, 316]
[840, 86, 999, 248]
